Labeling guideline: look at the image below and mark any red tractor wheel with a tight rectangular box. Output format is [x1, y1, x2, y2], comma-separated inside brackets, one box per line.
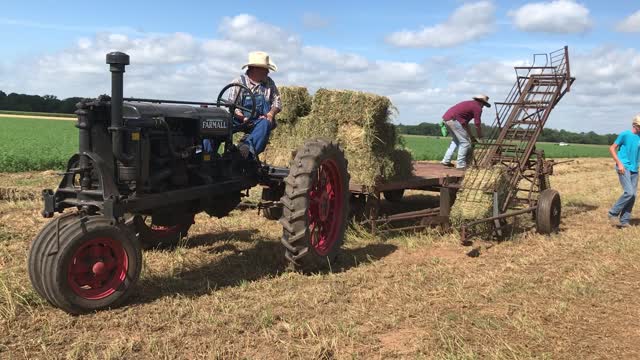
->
[280, 139, 350, 271]
[130, 215, 194, 249]
[28, 215, 142, 314]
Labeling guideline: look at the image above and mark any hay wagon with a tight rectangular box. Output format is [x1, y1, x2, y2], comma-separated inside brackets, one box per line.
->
[350, 47, 574, 242]
[349, 162, 463, 232]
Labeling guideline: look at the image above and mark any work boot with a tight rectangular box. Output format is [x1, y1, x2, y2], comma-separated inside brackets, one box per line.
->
[238, 143, 251, 159]
[607, 214, 619, 226]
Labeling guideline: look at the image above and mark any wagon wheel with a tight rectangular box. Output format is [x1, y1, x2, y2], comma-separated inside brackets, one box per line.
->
[261, 185, 284, 220]
[130, 215, 194, 249]
[27, 214, 142, 314]
[536, 189, 561, 234]
[280, 139, 350, 271]
[383, 189, 405, 202]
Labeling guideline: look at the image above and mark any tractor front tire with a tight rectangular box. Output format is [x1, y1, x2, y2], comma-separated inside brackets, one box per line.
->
[28, 215, 142, 314]
[280, 139, 350, 271]
[28, 212, 78, 304]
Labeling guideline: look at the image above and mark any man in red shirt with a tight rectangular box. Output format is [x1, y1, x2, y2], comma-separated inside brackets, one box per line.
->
[440, 95, 491, 169]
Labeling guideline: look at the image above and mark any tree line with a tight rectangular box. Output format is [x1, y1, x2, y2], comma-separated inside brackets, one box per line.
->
[0, 90, 619, 145]
[397, 122, 618, 146]
[0, 91, 82, 114]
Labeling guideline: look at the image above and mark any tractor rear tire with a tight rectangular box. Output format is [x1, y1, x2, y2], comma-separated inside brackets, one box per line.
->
[536, 189, 561, 234]
[131, 215, 194, 249]
[280, 139, 350, 271]
[29, 214, 142, 314]
[261, 186, 284, 220]
[383, 189, 405, 202]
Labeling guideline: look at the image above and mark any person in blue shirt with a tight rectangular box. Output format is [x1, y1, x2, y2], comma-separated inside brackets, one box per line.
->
[608, 115, 640, 228]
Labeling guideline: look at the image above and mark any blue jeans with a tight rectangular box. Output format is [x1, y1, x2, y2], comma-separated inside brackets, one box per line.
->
[202, 118, 272, 157]
[235, 117, 273, 156]
[609, 169, 638, 225]
[203, 90, 273, 156]
[441, 120, 471, 168]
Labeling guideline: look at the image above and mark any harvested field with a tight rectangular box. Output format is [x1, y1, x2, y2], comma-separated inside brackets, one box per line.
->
[1, 158, 640, 358]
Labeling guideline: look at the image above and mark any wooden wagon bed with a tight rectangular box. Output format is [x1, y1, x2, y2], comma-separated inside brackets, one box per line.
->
[349, 162, 465, 194]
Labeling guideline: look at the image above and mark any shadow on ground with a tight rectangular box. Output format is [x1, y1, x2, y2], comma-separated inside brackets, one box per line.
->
[563, 200, 599, 217]
[132, 230, 397, 306]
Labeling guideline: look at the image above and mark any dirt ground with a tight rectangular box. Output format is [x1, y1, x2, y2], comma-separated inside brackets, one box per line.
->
[1, 158, 639, 359]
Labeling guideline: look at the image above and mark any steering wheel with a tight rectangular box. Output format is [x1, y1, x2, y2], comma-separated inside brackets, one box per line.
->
[216, 83, 257, 120]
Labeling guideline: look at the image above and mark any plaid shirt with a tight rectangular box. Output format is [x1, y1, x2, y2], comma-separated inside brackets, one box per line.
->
[228, 74, 282, 115]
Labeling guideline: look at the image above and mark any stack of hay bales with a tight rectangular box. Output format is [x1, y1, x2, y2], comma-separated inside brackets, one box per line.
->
[449, 166, 511, 233]
[276, 86, 312, 123]
[262, 87, 413, 187]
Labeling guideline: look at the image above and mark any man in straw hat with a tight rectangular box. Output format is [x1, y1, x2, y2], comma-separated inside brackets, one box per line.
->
[224, 51, 282, 159]
[440, 95, 491, 170]
[607, 114, 640, 228]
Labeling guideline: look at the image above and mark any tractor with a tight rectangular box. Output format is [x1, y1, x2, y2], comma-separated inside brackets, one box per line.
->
[27, 52, 350, 314]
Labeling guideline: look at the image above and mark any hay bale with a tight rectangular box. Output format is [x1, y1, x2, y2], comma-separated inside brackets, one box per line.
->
[336, 123, 396, 186]
[311, 89, 394, 127]
[450, 166, 511, 233]
[390, 149, 414, 180]
[262, 115, 338, 167]
[263, 88, 413, 186]
[277, 86, 312, 124]
[261, 122, 298, 167]
[295, 115, 338, 141]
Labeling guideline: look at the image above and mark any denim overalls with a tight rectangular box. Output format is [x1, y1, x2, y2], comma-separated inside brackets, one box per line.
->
[233, 75, 274, 156]
[203, 75, 274, 156]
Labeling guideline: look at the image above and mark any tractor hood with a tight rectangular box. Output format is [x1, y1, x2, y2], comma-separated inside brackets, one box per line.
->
[122, 101, 230, 121]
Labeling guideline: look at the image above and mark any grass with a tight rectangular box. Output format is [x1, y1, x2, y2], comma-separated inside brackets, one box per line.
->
[0, 117, 78, 172]
[1, 158, 640, 358]
[403, 134, 610, 160]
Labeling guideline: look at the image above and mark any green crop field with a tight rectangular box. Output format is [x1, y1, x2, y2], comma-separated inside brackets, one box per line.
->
[0, 117, 611, 172]
[402, 134, 610, 160]
[0, 117, 78, 172]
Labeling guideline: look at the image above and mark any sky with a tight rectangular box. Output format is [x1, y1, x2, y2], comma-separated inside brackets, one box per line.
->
[0, 0, 639, 134]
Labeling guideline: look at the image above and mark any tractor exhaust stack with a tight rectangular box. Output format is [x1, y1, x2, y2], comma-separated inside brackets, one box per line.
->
[106, 51, 133, 164]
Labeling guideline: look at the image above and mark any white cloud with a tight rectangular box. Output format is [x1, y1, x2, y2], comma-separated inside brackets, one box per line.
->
[218, 14, 301, 53]
[301, 46, 369, 71]
[385, 1, 495, 48]
[1, 14, 639, 134]
[616, 10, 640, 32]
[509, 0, 593, 33]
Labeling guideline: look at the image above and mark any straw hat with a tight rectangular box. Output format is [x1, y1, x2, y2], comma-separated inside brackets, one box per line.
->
[472, 94, 491, 108]
[242, 51, 277, 72]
